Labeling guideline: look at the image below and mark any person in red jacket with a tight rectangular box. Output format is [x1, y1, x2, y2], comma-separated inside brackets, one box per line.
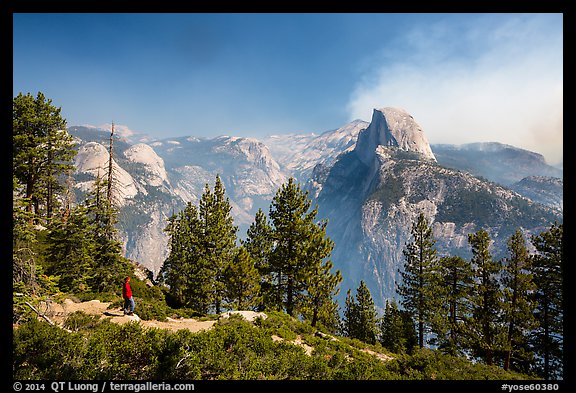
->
[122, 276, 135, 316]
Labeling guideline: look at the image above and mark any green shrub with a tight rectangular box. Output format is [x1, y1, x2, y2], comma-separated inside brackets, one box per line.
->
[13, 319, 87, 379]
[84, 322, 168, 379]
[256, 310, 316, 337]
[385, 348, 537, 380]
[13, 312, 537, 380]
[63, 311, 102, 332]
[129, 299, 169, 321]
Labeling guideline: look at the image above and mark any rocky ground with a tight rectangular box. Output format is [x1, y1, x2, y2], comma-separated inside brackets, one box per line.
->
[42, 298, 217, 333]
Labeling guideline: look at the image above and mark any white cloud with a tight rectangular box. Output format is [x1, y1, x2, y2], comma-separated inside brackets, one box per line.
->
[347, 14, 563, 165]
[98, 123, 138, 138]
[81, 123, 140, 138]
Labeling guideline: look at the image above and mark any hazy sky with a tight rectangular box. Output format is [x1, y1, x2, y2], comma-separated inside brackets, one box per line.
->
[13, 13, 563, 165]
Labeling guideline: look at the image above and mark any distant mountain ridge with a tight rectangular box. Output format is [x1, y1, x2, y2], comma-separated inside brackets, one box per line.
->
[511, 176, 563, 212]
[67, 111, 562, 308]
[265, 119, 370, 180]
[70, 126, 288, 273]
[431, 142, 562, 185]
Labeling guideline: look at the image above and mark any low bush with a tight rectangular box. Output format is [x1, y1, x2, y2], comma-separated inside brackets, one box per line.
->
[13, 314, 537, 380]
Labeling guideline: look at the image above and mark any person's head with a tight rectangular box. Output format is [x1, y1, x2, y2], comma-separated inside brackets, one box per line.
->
[125, 276, 130, 283]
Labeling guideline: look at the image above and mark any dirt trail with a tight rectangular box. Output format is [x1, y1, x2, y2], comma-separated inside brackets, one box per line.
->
[46, 299, 217, 333]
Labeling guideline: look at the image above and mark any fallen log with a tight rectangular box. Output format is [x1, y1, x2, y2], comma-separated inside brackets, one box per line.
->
[23, 301, 56, 326]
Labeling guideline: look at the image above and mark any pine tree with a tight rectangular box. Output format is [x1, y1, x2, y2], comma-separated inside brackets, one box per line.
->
[223, 247, 261, 310]
[530, 223, 563, 380]
[467, 229, 504, 366]
[268, 178, 310, 315]
[160, 211, 183, 303]
[13, 176, 39, 291]
[84, 174, 132, 292]
[268, 177, 339, 319]
[161, 203, 208, 311]
[161, 176, 237, 315]
[433, 255, 474, 356]
[397, 212, 439, 348]
[298, 216, 342, 330]
[501, 229, 537, 372]
[342, 289, 359, 339]
[242, 208, 275, 311]
[39, 125, 76, 221]
[342, 281, 378, 344]
[379, 299, 417, 353]
[198, 175, 238, 314]
[44, 175, 133, 295]
[380, 300, 402, 352]
[302, 258, 342, 331]
[45, 206, 96, 293]
[13, 92, 75, 224]
[355, 280, 378, 344]
[399, 308, 419, 353]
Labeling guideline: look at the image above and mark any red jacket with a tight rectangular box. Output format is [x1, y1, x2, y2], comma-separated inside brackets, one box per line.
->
[123, 281, 132, 299]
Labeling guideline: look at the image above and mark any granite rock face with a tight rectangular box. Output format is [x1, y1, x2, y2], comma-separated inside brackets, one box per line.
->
[355, 107, 436, 166]
[69, 127, 287, 274]
[123, 143, 169, 187]
[314, 109, 560, 310]
[73, 141, 138, 205]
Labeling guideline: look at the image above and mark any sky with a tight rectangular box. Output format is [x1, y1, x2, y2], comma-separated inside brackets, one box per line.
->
[13, 13, 563, 165]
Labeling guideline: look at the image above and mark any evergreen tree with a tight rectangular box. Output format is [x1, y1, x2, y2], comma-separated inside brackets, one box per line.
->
[342, 289, 359, 339]
[161, 203, 208, 311]
[223, 247, 261, 311]
[13, 176, 39, 292]
[89, 172, 118, 242]
[467, 229, 504, 366]
[45, 206, 96, 293]
[433, 255, 474, 356]
[161, 175, 237, 315]
[44, 176, 133, 295]
[198, 175, 238, 314]
[159, 212, 181, 301]
[268, 177, 339, 319]
[38, 125, 76, 221]
[380, 299, 402, 352]
[84, 174, 131, 292]
[13, 92, 75, 224]
[302, 258, 342, 331]
[380, 299, 418, 353]
[298, 217, 342, 330]
[399, 309, 419, 354]
[397, 213, 439, 348]
[355, 280, 378, 344]
[501, 229, 537, 372]
[13, 183, 61, 318]
[342, 281, 378, 344]
[242, 208, 275, 311]
[530, 223, 563, 380]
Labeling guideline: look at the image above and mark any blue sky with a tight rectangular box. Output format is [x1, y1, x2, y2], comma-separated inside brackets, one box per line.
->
[13, 13, 563, 165]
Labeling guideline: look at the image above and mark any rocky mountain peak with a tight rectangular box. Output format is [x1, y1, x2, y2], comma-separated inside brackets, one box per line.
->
[123, 143, 169, 187]
[213, 136, 280, 172]
[354, 107, 436, 165]
[73, 141, 138, 206]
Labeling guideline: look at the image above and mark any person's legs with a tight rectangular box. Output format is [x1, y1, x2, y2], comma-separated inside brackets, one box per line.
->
[129, 297, 135, 314]
[123, 298, 130, 314]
